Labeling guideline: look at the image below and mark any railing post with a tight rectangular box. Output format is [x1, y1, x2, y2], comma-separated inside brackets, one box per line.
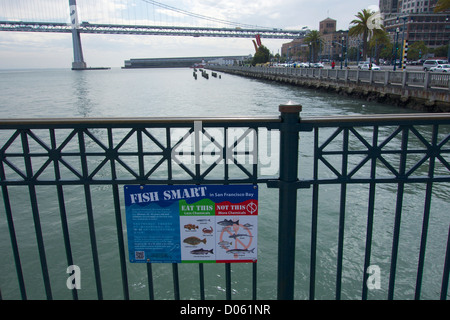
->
[424, 71, 430, 89]
[276, 101, 302, 300]
[384, 70, 389, 86]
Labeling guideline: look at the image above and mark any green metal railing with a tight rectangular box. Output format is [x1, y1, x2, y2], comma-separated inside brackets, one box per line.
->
[212, 65, 450, 91]
[1, 105, 450, 300]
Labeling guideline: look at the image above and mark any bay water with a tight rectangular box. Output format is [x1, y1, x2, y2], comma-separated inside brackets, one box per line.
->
[0, 67, 448, 300]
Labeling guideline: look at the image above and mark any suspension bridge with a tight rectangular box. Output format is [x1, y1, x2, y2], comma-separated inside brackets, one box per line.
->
[0, 0, 308, 70]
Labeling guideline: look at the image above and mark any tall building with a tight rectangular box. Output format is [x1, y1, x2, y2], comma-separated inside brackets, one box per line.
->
[380, 0, 399, 16]
[281, 18, 349, 62]
[381, 0, 438, 15]
[319, 18, 337, 34]
[381, 0, 450, 49]
[398, 0, 438, 14]
[319, 18, 349, 62]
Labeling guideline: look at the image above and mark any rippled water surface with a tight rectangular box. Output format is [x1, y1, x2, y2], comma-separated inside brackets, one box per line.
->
[0, 68, 448, 300]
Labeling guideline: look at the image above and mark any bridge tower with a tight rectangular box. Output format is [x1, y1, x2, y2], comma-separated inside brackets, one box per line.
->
[69, 0, 87, 70]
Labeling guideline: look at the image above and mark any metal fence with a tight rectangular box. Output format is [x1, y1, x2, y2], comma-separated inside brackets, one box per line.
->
[1, 106, 450, 300]
[223, 66, 450, 90]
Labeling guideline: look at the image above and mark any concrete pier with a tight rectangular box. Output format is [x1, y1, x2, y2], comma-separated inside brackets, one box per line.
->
[208, 66, 450, 112]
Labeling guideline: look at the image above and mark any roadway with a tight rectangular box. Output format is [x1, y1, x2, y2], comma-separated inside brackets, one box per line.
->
[290, 64, 427, 72]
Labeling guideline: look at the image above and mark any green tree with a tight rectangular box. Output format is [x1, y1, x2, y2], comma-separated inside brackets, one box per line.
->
[347, 47, 358, 61]
[434, 0, 450, 12]
[349, 9, 378, 60]
[433, 44, 449, 58]
[379, 42, 395, 61]
[252, 45, 271, 65]
[368, 29, 390, 63]
[304, 30, 323, 62]
[407, 41, 428, 61]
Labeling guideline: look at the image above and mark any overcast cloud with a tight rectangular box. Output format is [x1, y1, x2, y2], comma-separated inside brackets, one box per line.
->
[0, 0, 380, 68]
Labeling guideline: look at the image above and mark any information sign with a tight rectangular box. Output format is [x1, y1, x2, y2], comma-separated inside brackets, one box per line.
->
[124, 185, 258, 263]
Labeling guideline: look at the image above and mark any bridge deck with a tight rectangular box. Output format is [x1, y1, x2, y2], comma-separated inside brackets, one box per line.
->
[0, 21, 305, 39]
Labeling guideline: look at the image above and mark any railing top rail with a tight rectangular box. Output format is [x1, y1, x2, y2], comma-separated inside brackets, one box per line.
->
[0, 116, 281, 128]
[300, 113, 450, 125]
[1, 113, 450, 128]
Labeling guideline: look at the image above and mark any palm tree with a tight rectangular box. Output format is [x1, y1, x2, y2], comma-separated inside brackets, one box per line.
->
[304, 30, 323, 62]
[434, 0, 450, 12]
[368, 29, 390, 64]
[349, 9, 375, 60]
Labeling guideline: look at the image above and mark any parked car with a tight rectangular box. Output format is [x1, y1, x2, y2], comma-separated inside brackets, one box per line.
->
[311, 62, 324, 68]
[430, 64, 450, 72]
[423, 59, 447, 71]
[358, 61, 367, 69]
[360, 62, 380, 70]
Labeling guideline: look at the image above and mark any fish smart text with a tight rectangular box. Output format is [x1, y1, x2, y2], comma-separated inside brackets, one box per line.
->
[129, 186, 208, 204]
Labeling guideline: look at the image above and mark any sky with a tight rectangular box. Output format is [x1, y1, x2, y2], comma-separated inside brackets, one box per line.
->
[0, 0, 380, 69]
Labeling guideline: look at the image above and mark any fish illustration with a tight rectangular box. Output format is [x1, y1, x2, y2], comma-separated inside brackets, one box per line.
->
[218, 241, 232, 247]
[217, 219, 239, 226]
[243, 223, 253, 228]
[190, 248, 213, 255]
[229, 233, 253, 239]
[226, 248, 255, 254]
[183, 236, 206, 246]
[202, 226, 213, 234]
[184, 224, 198, 230]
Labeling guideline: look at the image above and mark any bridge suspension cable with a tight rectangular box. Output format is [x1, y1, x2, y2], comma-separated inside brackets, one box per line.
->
[0, 0, 306, 39]
[0, 0, 306, 69]
[0, 0, 67, 23]
[0, 0, 278, 30]
[139, 0, 271, 30]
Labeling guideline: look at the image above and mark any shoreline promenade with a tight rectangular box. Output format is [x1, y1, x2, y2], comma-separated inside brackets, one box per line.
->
[208, 65, 450, 112]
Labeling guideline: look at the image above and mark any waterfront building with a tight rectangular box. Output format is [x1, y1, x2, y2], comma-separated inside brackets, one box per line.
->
[281, 38, 308, 61]
[281, 1, 449, 63]
[379, 0, 399, 15]
[381, 0, 450, 49]
[281, 18, 349, 62]
[123, 55, 251, 68]
[318, 18, 349, 62]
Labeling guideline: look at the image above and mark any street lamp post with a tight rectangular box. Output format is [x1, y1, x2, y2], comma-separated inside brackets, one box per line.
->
[448, 41, 450, 63]
[332, 41, 344, 69]
[344, 35, 348, 68]
[447, 17, 450, 63]
[398, 16, 407, 70]
[357, 40, 361, 66]
[393, 27, 399, 71]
